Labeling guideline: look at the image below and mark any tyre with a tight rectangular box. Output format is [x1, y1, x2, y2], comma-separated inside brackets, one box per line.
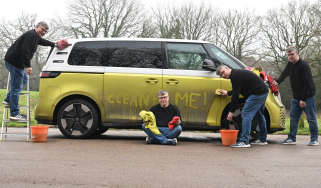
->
[94, 126, 109, 136]
[57, 98, 99, 138]
[221, 105, 260, 141]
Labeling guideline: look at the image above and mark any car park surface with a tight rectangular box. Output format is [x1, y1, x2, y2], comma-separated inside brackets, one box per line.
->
[0, 128, 320, 188]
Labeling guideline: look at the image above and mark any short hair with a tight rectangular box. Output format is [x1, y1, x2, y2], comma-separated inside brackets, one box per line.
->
[286, 46, 298, 53]
[36, 21, 49, 30]
[157, 90, 169, 97]
[216, 65, 228, 75]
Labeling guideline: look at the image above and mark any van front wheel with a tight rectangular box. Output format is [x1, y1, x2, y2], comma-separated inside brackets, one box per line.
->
[221, 107, 259, 141]
[57, 98, 99, 139]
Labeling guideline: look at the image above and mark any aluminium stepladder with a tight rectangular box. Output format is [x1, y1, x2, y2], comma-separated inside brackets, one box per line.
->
[1, 72, 31, 141]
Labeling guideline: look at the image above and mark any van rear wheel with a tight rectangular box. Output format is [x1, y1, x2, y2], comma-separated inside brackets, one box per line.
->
[94, 126, 109, 136]
[57, 98, 99, 138]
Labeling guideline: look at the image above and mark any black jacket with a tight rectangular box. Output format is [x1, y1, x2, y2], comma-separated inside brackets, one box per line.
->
[277, 58, 315, 101]
[150, 104, 181, 127]
[228, 69, 268, 112]
[5, 29, 55, 69]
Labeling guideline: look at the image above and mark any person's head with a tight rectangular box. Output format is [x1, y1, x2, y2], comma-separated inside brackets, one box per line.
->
[157, 90, 169, 108]
[286, 46, 300, 64]
[216, 65, 232, 79]
[35, 21, 49, 37]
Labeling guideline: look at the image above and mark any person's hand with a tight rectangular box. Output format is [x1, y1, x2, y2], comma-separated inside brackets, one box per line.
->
[25, 67, 32, 75]
[219, 89, 228, 96]
[56, 39, 70, 50]
[227, 112, 233, 121]
[299, 100, 306, 108]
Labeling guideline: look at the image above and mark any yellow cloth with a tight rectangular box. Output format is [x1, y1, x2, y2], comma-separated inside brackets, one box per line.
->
[252, 68, 261, 76]
[139, 110, 161, 135]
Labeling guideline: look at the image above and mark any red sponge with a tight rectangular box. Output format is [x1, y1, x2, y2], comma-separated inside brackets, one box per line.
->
[168, 116, 180, 130]
[56, 39, 70, 50]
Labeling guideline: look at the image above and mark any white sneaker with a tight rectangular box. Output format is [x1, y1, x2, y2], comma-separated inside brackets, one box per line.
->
[2, 100, 9, 105]
[231, 142, 251, 148]
[167, 138, 177, 145]
[281, 138, 296, 145]
[308, 141, 320, 146]
[9, 114, 26, 121]
[251, 140, 268, 145]
[173, 138, 178, 144]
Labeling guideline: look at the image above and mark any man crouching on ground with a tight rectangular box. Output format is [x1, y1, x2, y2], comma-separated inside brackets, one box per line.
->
[141, 90, 182, 145]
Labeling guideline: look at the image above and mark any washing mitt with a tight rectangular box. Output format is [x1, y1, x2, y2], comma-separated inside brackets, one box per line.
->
[168, 116, 180, 130]
[139, 110, 161, 135]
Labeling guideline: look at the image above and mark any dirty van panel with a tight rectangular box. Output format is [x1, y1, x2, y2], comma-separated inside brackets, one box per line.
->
[163, 42, 221, 126]
[103, 71, 162, 122]
[102, 41, 163, 123]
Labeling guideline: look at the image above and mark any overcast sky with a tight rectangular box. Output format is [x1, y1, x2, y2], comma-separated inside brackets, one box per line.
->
[0, 0, 317, 21]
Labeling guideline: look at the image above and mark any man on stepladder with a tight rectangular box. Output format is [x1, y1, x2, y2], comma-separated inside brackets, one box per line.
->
[3, 21, 68, 121]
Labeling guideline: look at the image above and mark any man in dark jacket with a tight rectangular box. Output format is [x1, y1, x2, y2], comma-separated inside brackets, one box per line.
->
[217, 65, 269, 148]
[277, 46, 319, 146]
[141, 90, 182, 145]
[3, 21, 56, 121]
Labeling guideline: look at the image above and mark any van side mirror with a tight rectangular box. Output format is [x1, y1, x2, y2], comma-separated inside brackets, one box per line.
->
[202, 59, 216, 71]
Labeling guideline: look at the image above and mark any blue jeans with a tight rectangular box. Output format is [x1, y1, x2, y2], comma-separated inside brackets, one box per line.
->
[239, 93, 268, 144]
[4, 61, 27, 116]
[142, 124, 182, 145]
[288, 96, 319, 142]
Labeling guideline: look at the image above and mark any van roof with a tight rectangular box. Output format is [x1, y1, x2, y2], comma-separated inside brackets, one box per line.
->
[67, 38, 211, 44]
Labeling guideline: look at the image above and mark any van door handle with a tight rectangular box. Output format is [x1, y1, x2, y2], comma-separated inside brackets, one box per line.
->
[165, 79, 179, 85]
[145, 78, 158, 85]
[53, 60, 64, 63]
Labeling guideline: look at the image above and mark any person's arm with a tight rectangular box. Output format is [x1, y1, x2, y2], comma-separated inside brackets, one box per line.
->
[38, 37, 55, 47]
[276, 63, 290, 84]
[229, 79, 241, 113]
[301, 62, 314, 101]
[172, 105, 182, 124]
[21, 33, 36, 68]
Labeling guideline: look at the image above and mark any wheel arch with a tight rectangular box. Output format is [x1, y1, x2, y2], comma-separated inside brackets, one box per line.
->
[220, 102, 271, 131]
[53, 94, 102, 125]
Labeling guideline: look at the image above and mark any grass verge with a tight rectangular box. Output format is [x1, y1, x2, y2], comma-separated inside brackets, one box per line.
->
[0, 89, 39, 127]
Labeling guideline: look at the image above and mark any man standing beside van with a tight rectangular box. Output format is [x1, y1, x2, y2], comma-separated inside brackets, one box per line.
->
[217, 65, 269, 148]
[3, 21, 65, 121]
[277, 46, 319, 146]
[141, 90, 182, 145]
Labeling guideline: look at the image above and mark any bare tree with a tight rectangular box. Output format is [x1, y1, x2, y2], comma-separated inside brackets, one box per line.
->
[154, 7, 182, 39]
[259, 0, 320, 73]
[154, 3, 214, 40]
[66, 0, 143, 38]
[213, 10, 261, 61]
[137, 18, 158, 38]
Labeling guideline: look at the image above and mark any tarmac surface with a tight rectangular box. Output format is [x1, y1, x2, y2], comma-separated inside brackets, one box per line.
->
[0, 128, 321, 188]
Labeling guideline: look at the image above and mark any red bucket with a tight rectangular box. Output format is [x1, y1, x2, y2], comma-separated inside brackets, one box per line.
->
[220, 130, 239, 146]
[30, 125, 49, 142]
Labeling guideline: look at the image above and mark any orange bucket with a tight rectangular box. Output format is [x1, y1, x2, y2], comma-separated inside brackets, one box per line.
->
[30, 125, 49, 142]
[220, 129, 239, 146]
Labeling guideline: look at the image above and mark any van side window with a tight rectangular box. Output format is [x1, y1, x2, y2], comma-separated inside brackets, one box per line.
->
[166, 43, 208, 70]
[68, 41, 163, 68]
[205, 44, 244, 69]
